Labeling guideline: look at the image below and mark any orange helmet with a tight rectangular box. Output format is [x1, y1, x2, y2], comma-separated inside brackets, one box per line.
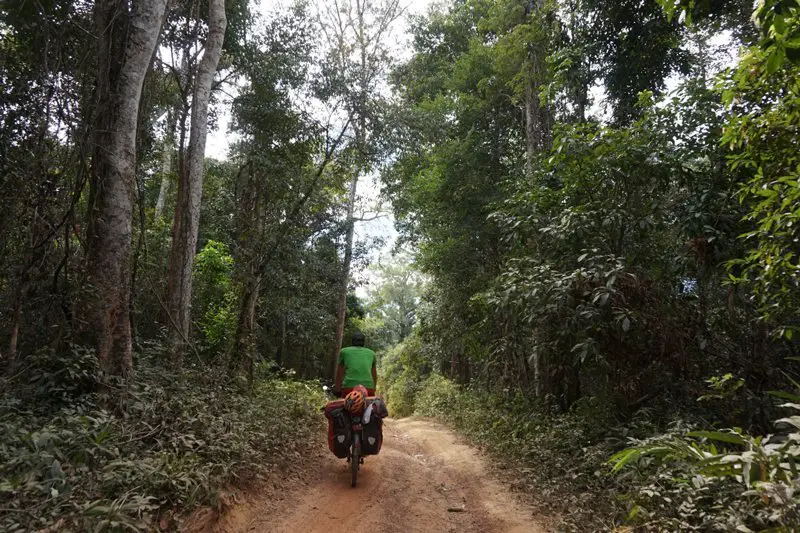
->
[344, 389, 365, 414]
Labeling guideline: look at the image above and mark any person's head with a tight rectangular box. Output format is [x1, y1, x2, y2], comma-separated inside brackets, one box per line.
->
[351, 330, 365, 347]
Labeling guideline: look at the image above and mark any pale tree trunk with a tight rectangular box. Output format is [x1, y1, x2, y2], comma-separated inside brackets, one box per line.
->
[524, 0, 552, 176]
[330, 2, 367, 377]
[154, 108, 176, 220]
[83, 0, 169, 378]
[166, 0, 227, 366]
[7, 292, 21, 365]
[523, 0, 556, 400]
[331, 172, 358, 378]
[524, 81, 552, 173]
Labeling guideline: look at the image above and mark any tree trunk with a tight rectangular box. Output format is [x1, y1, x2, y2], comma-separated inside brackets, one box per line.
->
[230, 167, 264, 378]
[7, 290, 21, 368]
[523, 0, 552, 176]
[165, 0, 227, 366]
[228, 160, 268, 375]
[575, 81, 588, 123]
[565, 363, 581, 410]
[278, 303, 287, 365]
[83, 0, 169, 378]
[331, 172, 358, 378]
[230, 273, 260, 377]
[154, 108, 176, 220]
[532, 336, 551, 401]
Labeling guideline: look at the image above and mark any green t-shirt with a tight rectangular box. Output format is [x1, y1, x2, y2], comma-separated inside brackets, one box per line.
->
[339, 346, 376, 389]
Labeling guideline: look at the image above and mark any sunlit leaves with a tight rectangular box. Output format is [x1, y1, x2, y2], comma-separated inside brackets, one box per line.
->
[720, 24, 800, 337]
[611, 403, 800, 529]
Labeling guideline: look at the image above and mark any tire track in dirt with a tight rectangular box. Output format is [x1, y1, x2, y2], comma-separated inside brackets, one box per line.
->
[192, 418, 550, 533]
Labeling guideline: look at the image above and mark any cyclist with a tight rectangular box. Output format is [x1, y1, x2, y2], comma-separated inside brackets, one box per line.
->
[334, 331, 377, 397]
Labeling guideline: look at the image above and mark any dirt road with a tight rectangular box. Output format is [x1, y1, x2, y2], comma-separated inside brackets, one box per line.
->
[201, 418, 549, 533]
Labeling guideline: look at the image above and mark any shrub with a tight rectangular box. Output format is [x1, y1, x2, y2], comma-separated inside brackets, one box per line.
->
[386, 374, 420, 417]
[380, 338, 429, 417]
[193, 241, 237, 357]
[0, 348, 326, 532]
[611, 403, 800, 530]
[415, 374, 461, 417]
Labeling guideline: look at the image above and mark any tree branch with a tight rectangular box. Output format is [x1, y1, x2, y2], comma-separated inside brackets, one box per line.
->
[254, 117, 353, 290]
[354, 213, 388, 222]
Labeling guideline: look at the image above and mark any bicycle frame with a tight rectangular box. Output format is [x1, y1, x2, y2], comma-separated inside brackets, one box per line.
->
[349, 415, 364, 487]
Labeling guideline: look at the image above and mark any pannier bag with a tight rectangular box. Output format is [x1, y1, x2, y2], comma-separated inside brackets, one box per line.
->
[360, 417, 383, 455]
[360, 397, 388, 455]
[365, 396, 389, 419]
[324, 400, 352, 458]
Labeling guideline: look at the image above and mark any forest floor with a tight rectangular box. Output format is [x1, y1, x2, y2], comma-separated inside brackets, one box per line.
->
[184, 418, 552, 533]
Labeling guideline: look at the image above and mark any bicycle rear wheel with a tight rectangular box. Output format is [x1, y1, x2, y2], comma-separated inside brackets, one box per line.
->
[350, 433, 360, 487]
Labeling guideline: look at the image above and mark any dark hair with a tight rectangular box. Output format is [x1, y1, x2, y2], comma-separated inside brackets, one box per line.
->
[351, 331, 365, 346]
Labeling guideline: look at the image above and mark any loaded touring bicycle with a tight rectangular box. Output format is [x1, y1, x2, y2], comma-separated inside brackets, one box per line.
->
[322, 385, 389, 487]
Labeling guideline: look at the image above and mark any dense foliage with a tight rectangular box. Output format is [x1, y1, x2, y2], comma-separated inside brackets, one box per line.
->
[378, 0, 800, 530]
[0, 0, 389, 528]
[0, 349, 325, 531]
[3, 0, 800, 529]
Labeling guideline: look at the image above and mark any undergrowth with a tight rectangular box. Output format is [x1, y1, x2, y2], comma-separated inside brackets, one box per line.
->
[410, 374, 800, 532]
[0, 346, 325, 532]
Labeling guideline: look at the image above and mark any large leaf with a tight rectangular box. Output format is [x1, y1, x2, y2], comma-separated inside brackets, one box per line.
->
[687, 431, 747, 446]
[609, 448, 642, 473]
[768, 390, 800, 402]
[775, 416, 800, 430]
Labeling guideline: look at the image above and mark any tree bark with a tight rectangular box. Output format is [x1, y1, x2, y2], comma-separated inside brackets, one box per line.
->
[154, 108, 176, 220]
[532, 347, 542, 398]
[523, 0, 555, 399]
[7, 291, 21, 366]
[83, 0, 169, 378]
[165, 0, 227, 366]
[230, 271, 260, 376]
[523, 0, 552, 176]
[278, 302, 287, 365]
[229, 160, 267, 376]
[331, 172, 358, 378]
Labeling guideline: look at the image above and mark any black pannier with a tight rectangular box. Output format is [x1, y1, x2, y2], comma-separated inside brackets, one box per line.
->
[324, 401, 352, 459]
[360, 397, 386, 455]
[361, 417, 383, 455]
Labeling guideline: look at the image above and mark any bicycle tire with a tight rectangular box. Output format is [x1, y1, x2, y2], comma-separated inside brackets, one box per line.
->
[351, 433, 360, 487]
